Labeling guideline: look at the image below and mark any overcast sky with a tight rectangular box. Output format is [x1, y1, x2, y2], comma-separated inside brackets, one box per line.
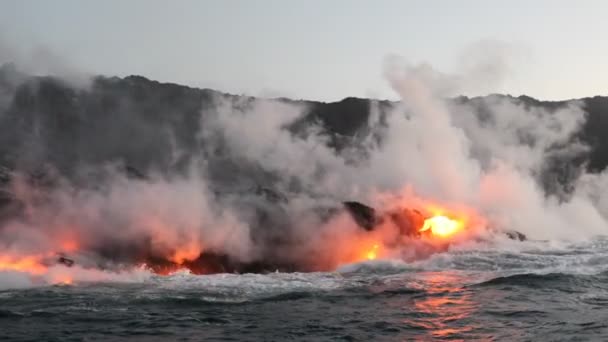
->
[1, 0, 607, 101]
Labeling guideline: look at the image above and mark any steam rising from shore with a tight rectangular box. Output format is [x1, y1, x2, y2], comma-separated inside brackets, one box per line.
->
[1, 43, 608, 285]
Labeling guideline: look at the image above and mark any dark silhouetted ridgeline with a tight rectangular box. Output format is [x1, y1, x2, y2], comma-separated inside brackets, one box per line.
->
[0, 63, 606, 191]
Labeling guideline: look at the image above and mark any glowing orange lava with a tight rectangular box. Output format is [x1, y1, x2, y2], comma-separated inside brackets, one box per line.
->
[169, 246, 202, 265]
[0, 255, 47, 275]
[420, 215, 463, 237]
[366, 244, 380, 260]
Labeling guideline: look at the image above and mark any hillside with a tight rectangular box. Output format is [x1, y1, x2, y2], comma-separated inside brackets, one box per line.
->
[1, 63, 607, 193]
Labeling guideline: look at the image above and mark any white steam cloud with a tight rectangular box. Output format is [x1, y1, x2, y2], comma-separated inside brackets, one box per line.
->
[1, 41, 607, 288]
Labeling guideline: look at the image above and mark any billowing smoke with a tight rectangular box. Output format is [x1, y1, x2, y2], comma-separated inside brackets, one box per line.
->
[378, 54, 605, 240]
[0, 33, 92, 90]
[0, 41, 607, 284]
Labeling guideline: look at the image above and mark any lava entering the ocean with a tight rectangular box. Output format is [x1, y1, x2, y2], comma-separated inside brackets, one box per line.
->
[366, 244, 380, 260]
[0, 190, 494, 280]
[419, 215, 463, 238]
[0, 255, 47, 275]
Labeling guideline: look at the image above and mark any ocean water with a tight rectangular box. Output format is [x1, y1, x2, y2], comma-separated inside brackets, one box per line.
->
[1, 237, 608, 341]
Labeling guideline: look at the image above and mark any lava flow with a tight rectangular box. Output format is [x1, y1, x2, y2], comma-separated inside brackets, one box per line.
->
[419, 215, 464, 238]
[0, 193, 488, 280]
[0, 255, 47, 275]
[366, 244, 380, 260]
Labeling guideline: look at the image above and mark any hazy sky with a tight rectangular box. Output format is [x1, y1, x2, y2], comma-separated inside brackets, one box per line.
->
[1, 0, 607, 101]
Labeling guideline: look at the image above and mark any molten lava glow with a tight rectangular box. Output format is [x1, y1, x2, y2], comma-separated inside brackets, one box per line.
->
[366, 244, 380, 260]
[0, 255, 72, 284]
[420, 215, 463, 237]
[169, 246, 202, 265]
[0, 255, 47, 275]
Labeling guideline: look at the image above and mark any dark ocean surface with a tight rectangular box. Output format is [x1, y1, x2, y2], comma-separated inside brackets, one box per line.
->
[1, 238, 608, 341]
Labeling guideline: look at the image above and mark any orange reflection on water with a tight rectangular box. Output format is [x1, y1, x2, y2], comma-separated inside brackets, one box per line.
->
[406, 272, 479, 339]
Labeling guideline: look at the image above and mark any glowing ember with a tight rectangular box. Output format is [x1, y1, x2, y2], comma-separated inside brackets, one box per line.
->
[366, 244, 379, 260]
[420, 215, 463, 237]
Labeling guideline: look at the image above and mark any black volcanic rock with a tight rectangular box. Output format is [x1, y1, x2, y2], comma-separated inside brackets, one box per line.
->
[505, 230, 527, 241]
[57, 256, 75, 267]
[344, 201, 377, 231]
